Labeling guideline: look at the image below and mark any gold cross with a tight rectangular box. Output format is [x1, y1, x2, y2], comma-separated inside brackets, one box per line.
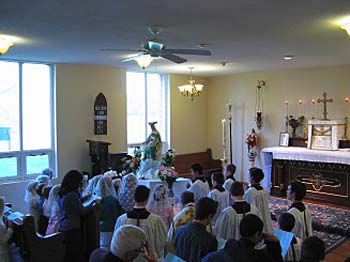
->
[317, 92, 333, 120]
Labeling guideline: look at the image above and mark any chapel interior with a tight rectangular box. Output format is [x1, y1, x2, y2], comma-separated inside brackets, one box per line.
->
[1, 1, 350, 261]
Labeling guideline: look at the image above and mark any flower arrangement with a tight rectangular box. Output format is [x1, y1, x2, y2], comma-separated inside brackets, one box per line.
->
[161, 149, 176, 167]
[245, 128, 258, 159]
[121, 146, 142, 174]
[158, 166, 177, 189]
[288, 115, 305, 137]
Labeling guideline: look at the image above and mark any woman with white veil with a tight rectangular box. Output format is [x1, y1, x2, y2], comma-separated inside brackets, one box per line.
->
[46, 184, 61, 235]
[95, 175, 125, 250]
[118, 173, 138, 212]
[147, 184, 174, 229]
[24, 181, 40, 226]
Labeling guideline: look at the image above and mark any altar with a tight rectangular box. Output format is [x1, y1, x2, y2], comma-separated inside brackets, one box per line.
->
[262, 146, 350, 207]
[137, 177, 191, 203]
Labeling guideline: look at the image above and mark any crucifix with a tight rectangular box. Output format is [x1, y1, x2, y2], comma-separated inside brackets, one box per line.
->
[317, 92, 333, 120]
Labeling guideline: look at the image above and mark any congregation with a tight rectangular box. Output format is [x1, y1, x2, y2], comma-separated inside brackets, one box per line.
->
[0, 164, 326, 262]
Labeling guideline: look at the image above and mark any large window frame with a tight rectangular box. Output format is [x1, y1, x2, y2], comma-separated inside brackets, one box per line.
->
[0, 60, 56, 181]
[126, 72, 170, 154]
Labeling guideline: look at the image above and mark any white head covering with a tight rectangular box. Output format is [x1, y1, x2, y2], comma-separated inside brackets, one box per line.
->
[42, 168, 54, 178]
[35, 174, 50, 185]
[86, 174, 103, 195]
[146, 184, 170, 215]
[24, 181, 38, 204]
[110, 225, 146, 259]
[119, 173, 138, 212]
[95, 175, 117, 198]
[46, 184, 61, 211]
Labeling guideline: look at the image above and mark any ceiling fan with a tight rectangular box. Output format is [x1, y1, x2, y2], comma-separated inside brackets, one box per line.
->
[101, 27, 211, 67]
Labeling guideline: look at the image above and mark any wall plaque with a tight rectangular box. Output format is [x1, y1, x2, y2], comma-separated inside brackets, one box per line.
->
[94, 93, 107, 135]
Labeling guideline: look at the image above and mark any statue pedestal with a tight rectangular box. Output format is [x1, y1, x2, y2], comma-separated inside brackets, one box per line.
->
[307, 120, 345, 151]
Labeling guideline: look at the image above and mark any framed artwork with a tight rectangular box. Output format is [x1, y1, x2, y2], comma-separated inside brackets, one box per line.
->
[279, 132, 290, 147]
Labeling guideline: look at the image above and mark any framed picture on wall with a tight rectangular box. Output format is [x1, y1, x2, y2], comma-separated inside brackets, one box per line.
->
[279, 132, 290, 147]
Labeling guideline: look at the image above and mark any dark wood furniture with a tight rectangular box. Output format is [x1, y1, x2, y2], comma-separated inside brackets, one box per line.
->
[87, 140, 111, 177]
[271, 158, 350, 207]
[289, 138, 307, 147]
[108, 152, 129, 173]
[173, 148, 222, 177]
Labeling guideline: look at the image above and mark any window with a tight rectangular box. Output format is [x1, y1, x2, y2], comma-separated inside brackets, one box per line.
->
[0, 61, 55, 180]
[126, 72, 169, 154]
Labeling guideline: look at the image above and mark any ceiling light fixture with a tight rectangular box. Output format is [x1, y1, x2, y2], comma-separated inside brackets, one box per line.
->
[340, 22, 350, 36]
[0, 36, 14, 55]
[178, 67, 203, 101]
[134, 54, 153, 69]
[284, 55, 294, 60]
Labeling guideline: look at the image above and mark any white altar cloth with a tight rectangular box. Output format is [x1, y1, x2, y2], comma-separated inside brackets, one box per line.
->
[262, 146, 350, 165]
[137, 177, 191, 201]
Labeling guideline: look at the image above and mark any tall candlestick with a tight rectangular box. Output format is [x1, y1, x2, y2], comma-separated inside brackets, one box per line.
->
[311, 99, 316, 119]
[346, 97, 349, 118]
[285, 100, 289, 132]
[298, 99, 303, 116]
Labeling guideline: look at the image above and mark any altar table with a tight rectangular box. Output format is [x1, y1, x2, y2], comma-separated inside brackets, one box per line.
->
[262, 146, 350, 207]
[137, 177, 191, 203]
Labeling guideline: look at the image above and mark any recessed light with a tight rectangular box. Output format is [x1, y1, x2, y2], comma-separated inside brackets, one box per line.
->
[284, 55, 294, 60]
[197, 43, 207, 48]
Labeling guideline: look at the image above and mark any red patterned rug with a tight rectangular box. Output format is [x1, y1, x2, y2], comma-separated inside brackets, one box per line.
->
[270, 197, 349, 253]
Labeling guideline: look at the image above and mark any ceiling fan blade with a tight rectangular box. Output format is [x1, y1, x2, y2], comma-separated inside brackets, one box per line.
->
[166, 49, 211, 56]
[121, 54, 146, 62]
[160, 53, 187, 64]
[100, 48, 145, 52]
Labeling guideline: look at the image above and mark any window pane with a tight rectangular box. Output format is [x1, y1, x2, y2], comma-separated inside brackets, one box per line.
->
[147, 74, 166, 140]
[26, 154, 49, 175]
[127, 72, 146, 144]
[0, 156, 17, 177]
[0, 61, 19, 152]
[22, 63, 51, 150]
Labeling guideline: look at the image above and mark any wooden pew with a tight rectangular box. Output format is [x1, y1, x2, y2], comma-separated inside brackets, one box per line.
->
[173, 148, 222, 178]
[3, 209, 65, 262]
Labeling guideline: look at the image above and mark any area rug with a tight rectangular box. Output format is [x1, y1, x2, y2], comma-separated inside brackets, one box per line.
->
[270, 196, 349, 253]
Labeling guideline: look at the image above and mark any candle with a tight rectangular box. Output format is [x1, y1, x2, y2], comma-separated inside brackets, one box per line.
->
[285, 100, 289, 132]
[346, 97, 349, 118]
[298, 99, 303, 115]
[312, 99, 316, 119]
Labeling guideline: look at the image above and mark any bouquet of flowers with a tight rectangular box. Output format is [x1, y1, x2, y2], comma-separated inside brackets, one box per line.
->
[161, 149, 176, 167]
[121, 146, 142, 174]
[245, 128, 258, 158]
[288, 115, 305, 137]
[158, 166, 177, 189]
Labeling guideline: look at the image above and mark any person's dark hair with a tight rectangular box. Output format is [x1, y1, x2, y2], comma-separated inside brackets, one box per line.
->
[36, 183, 46, 197]
[226, 164, 236, 176]
[249, 167, 264, 183]
[211, 172, 224, 185]
[42, 185, 52, 199]
[181, 191, 194, 206]
[278, 213, 295, 232]
[240, 214, 263, 238]
[59, 170, 83, 198]
[195, 197, 218, 220]
[134, 185, 150, 203]
[290, 181, 307, 201]
[191, 163, 203, 176]
[301, 236, 325, 261]
[230, 181, 244, 196]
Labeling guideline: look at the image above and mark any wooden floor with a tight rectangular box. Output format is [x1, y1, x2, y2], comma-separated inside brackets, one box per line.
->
[324, 240, 350, 262]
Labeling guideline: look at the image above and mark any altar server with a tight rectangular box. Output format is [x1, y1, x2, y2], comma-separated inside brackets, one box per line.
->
[114, 185, 167, 261]
[147, 184, 174, 229]
[287, 181, 313, 240]
[207, 172, 230, 230]
[119, 173, 138, 212]
[244, 168, 273, 233]
[187, 163, 210, 203]
[216, 181, 259, 240]
[223, 164, 236, 192]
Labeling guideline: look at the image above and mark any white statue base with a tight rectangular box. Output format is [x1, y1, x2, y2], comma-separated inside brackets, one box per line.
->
[137, 159, 162, 179]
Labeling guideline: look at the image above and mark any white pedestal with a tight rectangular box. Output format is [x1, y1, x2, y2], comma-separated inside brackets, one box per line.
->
[137, 178, 191, 201]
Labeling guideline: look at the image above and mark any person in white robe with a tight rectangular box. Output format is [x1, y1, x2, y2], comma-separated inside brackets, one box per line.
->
[244, 167, 273, 233]
[167, 191, 195, 253]
[46, 184, 61, 235]
[223, 164, 236, 192]
[114, 185, 167, 261]
[278, 212, 301, 262]
[287, 181, 313, 240]
[0, 197, 13, 262]
[187, 163, 210, 202]
[216, 181, 260, 240]
[207, 172, 230, 232]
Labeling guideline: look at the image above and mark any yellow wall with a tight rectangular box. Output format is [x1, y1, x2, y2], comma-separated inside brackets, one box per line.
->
[207, 65, 350, 179]
[56, 64, 127, 177]
[170, 74, 209, 154]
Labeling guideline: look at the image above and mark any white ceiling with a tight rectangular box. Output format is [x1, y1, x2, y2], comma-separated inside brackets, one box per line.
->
[1, 0, 350, 76]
